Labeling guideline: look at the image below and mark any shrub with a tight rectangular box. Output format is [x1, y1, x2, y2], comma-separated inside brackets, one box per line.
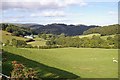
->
[25, 44, 33, 48]
[11, 61, 38, 79]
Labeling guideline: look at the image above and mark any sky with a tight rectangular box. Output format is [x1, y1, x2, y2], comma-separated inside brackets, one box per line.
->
[0, 0, 119, 26]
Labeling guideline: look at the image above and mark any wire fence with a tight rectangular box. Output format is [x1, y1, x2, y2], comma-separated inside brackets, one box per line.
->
[0, 73, 10, 80]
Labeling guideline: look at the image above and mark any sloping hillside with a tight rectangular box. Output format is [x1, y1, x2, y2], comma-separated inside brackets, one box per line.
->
[0, 30, 46, 46]
[0, 30, 27, 43]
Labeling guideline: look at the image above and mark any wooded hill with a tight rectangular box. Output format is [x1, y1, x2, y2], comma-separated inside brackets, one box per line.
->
[31, 24, 99, 36]
[83, 24, 119, 36]
[0, 23, 119, 36]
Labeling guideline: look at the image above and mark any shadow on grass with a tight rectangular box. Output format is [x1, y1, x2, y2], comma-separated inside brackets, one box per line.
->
[2, 50, 80, 79]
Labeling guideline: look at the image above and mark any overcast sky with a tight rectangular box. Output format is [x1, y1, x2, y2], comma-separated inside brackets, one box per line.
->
[0, 0, 119, 26]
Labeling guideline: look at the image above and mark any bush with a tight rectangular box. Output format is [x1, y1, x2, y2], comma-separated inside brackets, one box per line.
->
[11, 39, 27, 48]
[25, 44, 33, 48]
[32, 45, 65, 49]
[11, 61, 38, 79]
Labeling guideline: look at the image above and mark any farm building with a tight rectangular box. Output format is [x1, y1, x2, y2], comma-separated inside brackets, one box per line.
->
[24, 35, 34, 39]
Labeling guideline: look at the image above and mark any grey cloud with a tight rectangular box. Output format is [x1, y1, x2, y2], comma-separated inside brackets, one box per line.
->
[1, 2, 63, 11]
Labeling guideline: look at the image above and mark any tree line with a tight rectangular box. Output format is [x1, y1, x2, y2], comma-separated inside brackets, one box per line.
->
[46, 34, 120, 49]
[5, 39, 32, 48]
[4, 33, 119, 49]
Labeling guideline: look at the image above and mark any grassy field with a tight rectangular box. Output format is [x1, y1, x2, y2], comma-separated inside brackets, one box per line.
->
[27, 40, 46, 46]
[79, 33, 101, 38]
[27, 36, 46, 46]
[3, 46, 118, 78]
[78, 33, 115, 40]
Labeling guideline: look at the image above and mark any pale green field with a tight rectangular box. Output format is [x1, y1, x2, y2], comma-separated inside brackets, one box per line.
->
[27, 40, 46, 46]
[79, 33, 101, 38]
[78, 33, 115, 40]
[27, 35, 46, 46]
[3, 46, 118, 78]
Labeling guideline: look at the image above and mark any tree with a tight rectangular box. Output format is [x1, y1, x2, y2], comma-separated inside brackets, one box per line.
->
[17, 40, 27, 47]
[38, 33, 42, 38]
[5, 40, 10, 45]
[46, 40, 56, 45]
[12, 31, 20, 36]
[11, 38, 27, 47]
[41, 33, 47, 40]
[114, 34, 120, 49]
[5, 24, 18, 33]
[100, 41, 110, 48]
[106, 36, 114, 45]
[1, 23, 8, 30]
[46, 41, 51, 45]
[11, 39, 18, 47]
[90, 35, 102, 48]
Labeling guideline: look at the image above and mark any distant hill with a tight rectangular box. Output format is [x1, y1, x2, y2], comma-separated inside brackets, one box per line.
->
[2, 23, 119, 36]
[14, 23, 99, 36]
[83, 24, 119, 36]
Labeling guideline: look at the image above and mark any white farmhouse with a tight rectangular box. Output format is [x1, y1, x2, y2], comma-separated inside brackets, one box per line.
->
[24, 35, 34, 39]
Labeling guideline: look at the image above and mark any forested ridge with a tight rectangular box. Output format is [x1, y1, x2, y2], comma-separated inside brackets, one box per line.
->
[0, 23, 99, 36]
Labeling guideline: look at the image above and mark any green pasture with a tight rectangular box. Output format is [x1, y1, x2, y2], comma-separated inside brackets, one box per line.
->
[3, 46, 118, 78]
[79, 33, 101, 38]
